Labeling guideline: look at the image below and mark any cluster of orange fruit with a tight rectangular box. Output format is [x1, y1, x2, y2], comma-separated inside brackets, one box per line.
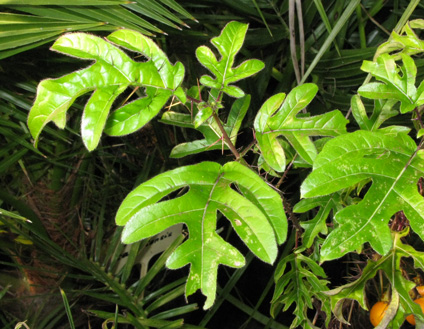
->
[370, 286, 424, 327]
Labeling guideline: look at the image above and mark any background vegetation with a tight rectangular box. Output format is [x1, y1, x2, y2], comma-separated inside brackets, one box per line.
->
[1, 0, 424, 328]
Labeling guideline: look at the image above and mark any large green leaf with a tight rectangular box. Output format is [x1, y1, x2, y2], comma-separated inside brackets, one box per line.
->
[358, 53, 424, 113]
[196, 21, 264, 98]
[253, 83, 348, 172]
[301, 130, 424, 261]
[115, 161, 287, 309]
[27, 29, 184, 151]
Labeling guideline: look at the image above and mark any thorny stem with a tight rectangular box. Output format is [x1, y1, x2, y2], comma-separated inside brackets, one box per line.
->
[214, 91, 241, 159]
[187, 95, 201, 104]
[276, 154, 297, 189]
[212, 111, 241, 160]
[239, 137, 256, 158]
[414, 106, 424, 130]
[187, 95, 241, 160]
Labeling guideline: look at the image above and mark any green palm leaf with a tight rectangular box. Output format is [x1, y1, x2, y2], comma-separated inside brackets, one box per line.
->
[0, 0, 196, 58]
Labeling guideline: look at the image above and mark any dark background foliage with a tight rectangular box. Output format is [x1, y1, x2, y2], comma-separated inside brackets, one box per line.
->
[1, 1, 423, 328]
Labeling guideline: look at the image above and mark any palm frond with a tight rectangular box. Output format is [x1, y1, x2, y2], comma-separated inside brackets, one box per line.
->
[0, 0, 196, 58]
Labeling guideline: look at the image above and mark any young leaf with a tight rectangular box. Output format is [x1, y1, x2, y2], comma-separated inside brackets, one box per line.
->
[196, 21, 264, 98]
[359, 53, 424, 113]
[375, 19, 424, 60]
[193, 102, 214, 128]
[301, 130, 424, 261]
[115, 161, 287, 309]
[271, 253, 330, 328]
[106, 29, 185, 91]
[253, 83, 348, 172]
[351, 95, 394, 130]
[350, 95, 411, 137]
[28, 30, 184, 151]
[160, 95, 250, 158]
[294, 193, 342, 250]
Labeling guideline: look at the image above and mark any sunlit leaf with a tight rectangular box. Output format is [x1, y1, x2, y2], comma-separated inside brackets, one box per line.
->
[196, 21, 264, 98]
[359, 53, 424, 113]
[116, 161, 287, 309]
[27, 29, 184, 151]
[375, 19, 424, 60]
[254, 83, 348, 172]
[301, 130, 424, 261]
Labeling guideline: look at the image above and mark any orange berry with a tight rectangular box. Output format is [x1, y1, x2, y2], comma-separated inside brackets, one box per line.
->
[406, 297, 424, 325]
[417, 286, 424, 297]
[370, 301, 389, 327]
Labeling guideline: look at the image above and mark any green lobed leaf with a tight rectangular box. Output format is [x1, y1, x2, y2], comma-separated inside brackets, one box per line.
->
[294, 193, 342, 250]
[106, 29, 185, 90]
[271, 253, 330, 328]
[375, 19, 424, 60]
[196, 21, 264, 98]
[359, 53, 424, 113]
[301, 130, 424, 261]
[27, 29, 184, 151]
[351, 95, 398, 131]
[253, 83, 348, 172]
[115, 161, 287, 309]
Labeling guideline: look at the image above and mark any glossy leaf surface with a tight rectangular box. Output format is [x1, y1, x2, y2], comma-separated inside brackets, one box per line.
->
[196, 21, 264, 98]
[301, 130, 424, 261]
[27, 29, 184, 151]
[115, 161, 287, 309]
[375, 19, 424, 60]
[254, 83, 348, 172]
[359, 53, 424, 113]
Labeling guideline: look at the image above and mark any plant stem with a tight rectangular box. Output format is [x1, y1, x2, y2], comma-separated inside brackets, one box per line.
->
[187, 94, 241, 160]
[239, 138, 257, 158]
[212, 111, 240, 160]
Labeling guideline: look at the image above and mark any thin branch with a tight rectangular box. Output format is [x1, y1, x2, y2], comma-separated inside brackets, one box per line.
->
[212, 112, 240, 160]
[276, 154, 297, 189]
[360, 4, 390, 36]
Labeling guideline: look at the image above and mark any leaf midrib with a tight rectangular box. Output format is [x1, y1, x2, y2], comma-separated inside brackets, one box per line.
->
[330, 155, 413, 256]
